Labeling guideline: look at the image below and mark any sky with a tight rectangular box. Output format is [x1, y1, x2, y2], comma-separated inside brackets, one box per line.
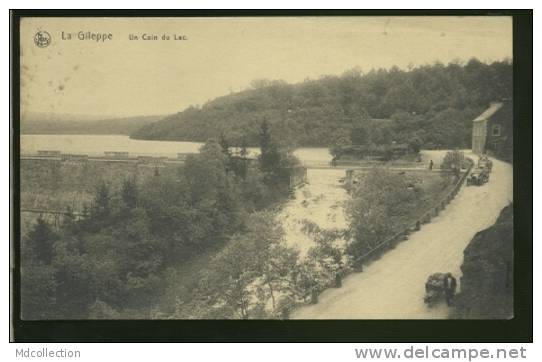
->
[20, 16, 513, 117]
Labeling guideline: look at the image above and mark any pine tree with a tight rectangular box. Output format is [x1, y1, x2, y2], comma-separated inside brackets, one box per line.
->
[24, 217, 57, 264]
[218, 132, 231, 156]
[94, 182, 110, 212]
[258, 119, 282, 184]
[121, 178, 138, 208]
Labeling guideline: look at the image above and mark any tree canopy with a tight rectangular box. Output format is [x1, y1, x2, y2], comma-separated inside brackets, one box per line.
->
[21, 125, 302, 319]
[131, 59, 512, 149]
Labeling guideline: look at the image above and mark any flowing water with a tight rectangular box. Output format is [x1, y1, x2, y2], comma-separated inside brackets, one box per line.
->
[278, 169, 348, 256]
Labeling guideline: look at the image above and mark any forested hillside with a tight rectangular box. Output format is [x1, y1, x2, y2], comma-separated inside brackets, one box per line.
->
[22, 114, 164, 135]
[131, 58, 512, 148]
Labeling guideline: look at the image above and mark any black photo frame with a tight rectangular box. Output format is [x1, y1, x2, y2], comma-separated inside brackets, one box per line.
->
[10, 9, 533, 343]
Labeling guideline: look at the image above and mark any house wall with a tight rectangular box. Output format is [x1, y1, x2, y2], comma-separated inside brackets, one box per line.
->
[486, 102, 513, 161]
[472, 120, 487, 155]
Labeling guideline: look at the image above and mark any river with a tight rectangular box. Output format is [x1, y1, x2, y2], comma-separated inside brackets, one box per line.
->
[279, 168, 348, 256]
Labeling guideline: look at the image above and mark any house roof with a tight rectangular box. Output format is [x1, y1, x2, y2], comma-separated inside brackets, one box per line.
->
[473, 102, 503, 123]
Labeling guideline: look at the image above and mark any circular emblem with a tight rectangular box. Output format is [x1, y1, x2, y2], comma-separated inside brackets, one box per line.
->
[34, 31, 51, 48]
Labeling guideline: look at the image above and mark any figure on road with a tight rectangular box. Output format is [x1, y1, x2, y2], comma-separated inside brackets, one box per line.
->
[444, 273, 457, 306]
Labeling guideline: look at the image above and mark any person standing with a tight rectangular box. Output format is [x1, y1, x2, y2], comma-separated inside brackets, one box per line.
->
[429, 159, 434, 170]
[444, 273, 457, 306]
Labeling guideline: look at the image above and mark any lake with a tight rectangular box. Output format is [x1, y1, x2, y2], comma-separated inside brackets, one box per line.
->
[20, 135, 333, 165]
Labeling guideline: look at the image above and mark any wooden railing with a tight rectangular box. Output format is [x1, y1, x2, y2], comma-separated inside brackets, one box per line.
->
[279, 159, 475, 317]
[351, 158, 474, 268]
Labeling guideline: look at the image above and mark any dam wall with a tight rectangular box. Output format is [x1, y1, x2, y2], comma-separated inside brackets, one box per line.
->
[20, 156, 184, 213]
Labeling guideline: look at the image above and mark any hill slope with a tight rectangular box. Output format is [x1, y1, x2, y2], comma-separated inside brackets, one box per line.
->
[131, 59, 512, 148]
[22, 114, 165, 135]
[452, 204, 514, 319]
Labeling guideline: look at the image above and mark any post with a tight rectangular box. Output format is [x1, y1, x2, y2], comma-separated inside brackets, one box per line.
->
[334, 273, 342, 288]
[310, 288, 319, 304]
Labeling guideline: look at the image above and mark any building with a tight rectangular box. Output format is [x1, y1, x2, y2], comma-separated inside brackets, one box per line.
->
[471, 99, 513, 159]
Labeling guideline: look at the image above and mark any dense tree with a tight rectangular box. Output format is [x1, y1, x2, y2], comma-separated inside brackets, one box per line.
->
[121, 177, 138, 209]
[304, 227, 345, 290]
[131, 59, 512, 149]
[258, 119, 280, 173]
[218, 132, 231, 156]
[199, 211, 296, 318]
[350, 125, 370, 145]
[22, 217, 57, 264]
[258, 119, 298, 193]
[346, 169, 422, 259]
[22, 115, 163, 135]
[21, 138, 299, 319]
[204, 233, 261, 319]
[20, 219, 58, 319]
[20, 263, 57, 319]
[441, 150, 465, 179]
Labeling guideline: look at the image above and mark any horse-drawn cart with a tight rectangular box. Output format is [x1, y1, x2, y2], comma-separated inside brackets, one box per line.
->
[423, 272, 456, 307]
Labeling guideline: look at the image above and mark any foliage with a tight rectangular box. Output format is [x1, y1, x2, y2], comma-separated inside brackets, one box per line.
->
[21, 137, 301, 319]
[346, 169, 422, 259]
[131, 59, 512, 149]
[22, 217, 57, 264]
[441, 150, 465, 178]
[20, 263, 57, 320]
[304, 228, 345, 290]
[22, 114, 163, 135]
[195, 211, 300, 319]
[258, 119, 299, 193]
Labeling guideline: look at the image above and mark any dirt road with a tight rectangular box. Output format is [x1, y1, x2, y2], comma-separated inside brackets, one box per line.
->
[292, 152, 512, 319]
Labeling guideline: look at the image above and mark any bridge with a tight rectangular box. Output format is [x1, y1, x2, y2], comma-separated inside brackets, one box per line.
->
[301, 160, 428, 170]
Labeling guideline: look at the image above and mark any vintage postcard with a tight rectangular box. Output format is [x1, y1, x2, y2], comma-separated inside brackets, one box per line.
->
[14, 14, 520, 328]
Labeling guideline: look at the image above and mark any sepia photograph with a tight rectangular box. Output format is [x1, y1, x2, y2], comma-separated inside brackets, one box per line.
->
[10, 10, 532, 342]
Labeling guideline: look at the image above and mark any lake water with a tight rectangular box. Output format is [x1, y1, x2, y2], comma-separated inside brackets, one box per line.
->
[20, 135, 333, 164]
